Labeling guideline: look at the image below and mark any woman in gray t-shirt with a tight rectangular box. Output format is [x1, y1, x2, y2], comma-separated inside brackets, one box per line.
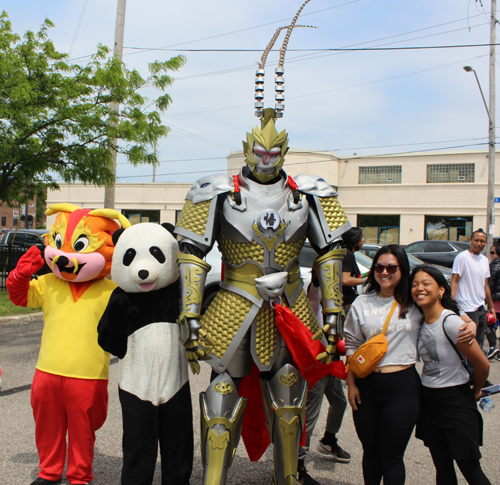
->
[410, 265, 491, 485]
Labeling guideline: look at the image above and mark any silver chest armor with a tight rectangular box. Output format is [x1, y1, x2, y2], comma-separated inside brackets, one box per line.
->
[221, 174, 309, 303]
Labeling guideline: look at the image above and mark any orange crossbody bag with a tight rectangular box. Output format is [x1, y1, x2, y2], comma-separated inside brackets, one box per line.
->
[348, 299, 398, 378]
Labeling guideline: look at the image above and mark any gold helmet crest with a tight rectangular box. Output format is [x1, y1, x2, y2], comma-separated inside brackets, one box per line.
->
[242, 108, 289, 182]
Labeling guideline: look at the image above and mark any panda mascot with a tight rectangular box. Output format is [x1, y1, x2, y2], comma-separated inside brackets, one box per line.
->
[98, 223, 193, 485]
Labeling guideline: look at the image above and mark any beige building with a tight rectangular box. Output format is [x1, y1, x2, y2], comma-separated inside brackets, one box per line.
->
[47, 149, 499, 246]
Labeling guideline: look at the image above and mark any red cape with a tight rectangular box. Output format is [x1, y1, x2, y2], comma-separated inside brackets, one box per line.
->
[239, 304, 347, 462]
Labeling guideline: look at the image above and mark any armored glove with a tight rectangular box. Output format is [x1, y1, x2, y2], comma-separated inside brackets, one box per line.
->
[177, 253, 215, 374]
[311, 248, 346, 365]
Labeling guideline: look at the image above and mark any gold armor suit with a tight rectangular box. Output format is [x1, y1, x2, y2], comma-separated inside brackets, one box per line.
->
[175, 167, 350, 485]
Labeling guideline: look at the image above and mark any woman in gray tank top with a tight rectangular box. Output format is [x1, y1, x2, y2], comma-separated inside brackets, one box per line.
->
[410, 265, 491, 485]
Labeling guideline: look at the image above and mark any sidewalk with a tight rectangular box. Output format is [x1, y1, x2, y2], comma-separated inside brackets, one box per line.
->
[1, 317, 499, 484]
[0, 312, 43, 326]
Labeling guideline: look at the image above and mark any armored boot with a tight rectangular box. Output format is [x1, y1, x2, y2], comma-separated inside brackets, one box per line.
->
[200, 372, 247, 485]
[260, 363, 308, 485]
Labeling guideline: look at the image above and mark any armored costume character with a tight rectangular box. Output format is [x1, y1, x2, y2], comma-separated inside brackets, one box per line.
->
[175, 108, 350, 485]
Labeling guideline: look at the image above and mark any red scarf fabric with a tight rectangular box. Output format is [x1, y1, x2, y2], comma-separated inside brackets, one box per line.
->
[239, 304, 347, 461]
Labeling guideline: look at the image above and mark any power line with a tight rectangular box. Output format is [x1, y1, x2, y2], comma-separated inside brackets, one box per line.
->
[167, 122, 236, 150]
[108, 142, 492, 181]
[67, 0, 363, 63]
[116, 157, 226, 165]
[115, 137, 496, 167]
[125, 43, 497, 54]
[164, 53, 489, 117]
[172, 21, 488, 82]
[68, 0, 89, 58]
[331, 137, 492, 152]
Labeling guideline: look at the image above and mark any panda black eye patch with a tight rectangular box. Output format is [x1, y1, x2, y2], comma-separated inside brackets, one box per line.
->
[150, 246, 166, 263]
[123, 248, 136, 266]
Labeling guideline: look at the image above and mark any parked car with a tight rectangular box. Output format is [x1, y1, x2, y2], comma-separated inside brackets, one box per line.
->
[202, 241, 370, 313]
[0, 229, 47, 249]
[358, 243, 452, 284]
[403, 240, 469, 268]
[0, 229, 49, 284]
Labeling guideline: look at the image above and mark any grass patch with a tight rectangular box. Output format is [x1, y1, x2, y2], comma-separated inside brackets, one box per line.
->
[0, 290, 41, 317]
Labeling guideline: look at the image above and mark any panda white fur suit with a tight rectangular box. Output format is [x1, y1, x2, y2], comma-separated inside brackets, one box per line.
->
[98, 223, 193, 485]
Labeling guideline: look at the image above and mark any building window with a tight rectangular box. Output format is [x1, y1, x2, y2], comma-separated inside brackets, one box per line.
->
[358, 215, 400, 244]
[425, 216, 472, 242]
[359, 166, 401, 185]
[121, 209, 161, 225]
[1, 217, 5, 226]
[426, 163, 474, 183]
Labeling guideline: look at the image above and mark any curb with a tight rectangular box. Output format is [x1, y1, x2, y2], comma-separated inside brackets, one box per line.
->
[0, 312, 43, 326]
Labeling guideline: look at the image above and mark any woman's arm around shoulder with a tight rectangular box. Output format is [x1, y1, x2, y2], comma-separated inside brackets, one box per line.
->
[456, 339, 490, 401]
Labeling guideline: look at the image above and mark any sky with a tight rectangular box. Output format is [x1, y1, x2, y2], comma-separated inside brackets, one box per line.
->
[2, 0, 498, 184]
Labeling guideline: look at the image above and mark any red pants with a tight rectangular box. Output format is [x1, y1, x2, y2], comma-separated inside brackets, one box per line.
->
[31, 370, 108, 484]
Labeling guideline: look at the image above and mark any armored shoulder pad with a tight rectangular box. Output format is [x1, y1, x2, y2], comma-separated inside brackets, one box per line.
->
[186, 174, 234, 204]
[294, 174, 338, 198]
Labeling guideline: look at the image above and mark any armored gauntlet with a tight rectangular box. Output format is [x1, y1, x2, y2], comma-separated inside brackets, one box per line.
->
[177, 253, 215, 374]
[312, 248, 346, 364]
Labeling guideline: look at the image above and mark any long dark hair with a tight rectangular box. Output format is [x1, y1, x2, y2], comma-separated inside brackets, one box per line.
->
[341, 227, 363, 252]
[365, 244, 411, 318]
[409, 265, 460, 315]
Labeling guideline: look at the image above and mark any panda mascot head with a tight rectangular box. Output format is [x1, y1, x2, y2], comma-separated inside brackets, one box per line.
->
[111, 223, 179, 293]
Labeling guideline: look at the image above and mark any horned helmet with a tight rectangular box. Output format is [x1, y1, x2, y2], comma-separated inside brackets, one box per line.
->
[242, 1, 314, 182]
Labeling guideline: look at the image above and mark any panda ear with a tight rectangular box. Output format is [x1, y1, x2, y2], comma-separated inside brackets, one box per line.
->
[112, 228, 126, 246]
[161, 223, 175, 235]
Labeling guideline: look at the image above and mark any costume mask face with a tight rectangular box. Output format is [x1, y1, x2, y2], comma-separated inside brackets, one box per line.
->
[44, 204, 131, 282]
[242, 108, 289, 182]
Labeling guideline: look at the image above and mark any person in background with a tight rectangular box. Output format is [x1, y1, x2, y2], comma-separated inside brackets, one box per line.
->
[340, 227, 368, 308]
[297, 265, 351, 485]
[301, 227, 366, 474]
[411, 265, 491, 485]
[451, 229, 496, 356]
[487, 245, 500, 359]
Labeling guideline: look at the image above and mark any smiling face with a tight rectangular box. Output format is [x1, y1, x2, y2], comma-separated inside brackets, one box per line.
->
[111, 223, 179, 293]
[411, 270, 444, 309]
[44, 209, 119, 282]
[373, 253, 402, 298]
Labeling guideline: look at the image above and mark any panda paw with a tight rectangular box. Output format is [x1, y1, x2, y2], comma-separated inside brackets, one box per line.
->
[107, 293, 134, 333]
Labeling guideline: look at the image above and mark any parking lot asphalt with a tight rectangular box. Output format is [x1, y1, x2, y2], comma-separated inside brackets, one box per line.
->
[1, 315, 499, 485]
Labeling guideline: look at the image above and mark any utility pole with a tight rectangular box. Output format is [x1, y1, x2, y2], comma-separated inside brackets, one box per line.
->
[104, 0, 127, 209]
[487, 0, 497, 255]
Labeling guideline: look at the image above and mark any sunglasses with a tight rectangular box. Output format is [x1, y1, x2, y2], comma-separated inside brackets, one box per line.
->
[491, 251, 497, 255]
[374, 264, 400, 274]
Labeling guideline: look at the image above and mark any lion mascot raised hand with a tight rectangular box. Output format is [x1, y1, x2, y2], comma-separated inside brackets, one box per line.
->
[7, 203, 130, 485]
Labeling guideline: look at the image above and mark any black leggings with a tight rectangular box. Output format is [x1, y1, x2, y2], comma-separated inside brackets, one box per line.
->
[429, 444, 491, 485]
[353, 367, 422, 485]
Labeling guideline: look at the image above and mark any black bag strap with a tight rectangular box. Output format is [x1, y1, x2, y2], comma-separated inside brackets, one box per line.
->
[442, 313, 474, 384]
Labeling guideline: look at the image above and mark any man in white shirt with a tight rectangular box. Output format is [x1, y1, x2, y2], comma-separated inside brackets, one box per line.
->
[451, 229, 496, 352]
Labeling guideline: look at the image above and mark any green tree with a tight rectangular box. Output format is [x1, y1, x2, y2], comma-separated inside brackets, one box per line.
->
[0, 11, 186, 205]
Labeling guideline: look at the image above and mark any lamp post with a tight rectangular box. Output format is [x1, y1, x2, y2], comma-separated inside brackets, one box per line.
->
[464, 64, 496, 255]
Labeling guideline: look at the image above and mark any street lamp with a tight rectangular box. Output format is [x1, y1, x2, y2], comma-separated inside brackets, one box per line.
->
[463, 65, 496, 254]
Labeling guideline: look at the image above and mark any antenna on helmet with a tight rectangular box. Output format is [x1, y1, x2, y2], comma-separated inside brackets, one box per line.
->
[254, 0, 318, 119]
